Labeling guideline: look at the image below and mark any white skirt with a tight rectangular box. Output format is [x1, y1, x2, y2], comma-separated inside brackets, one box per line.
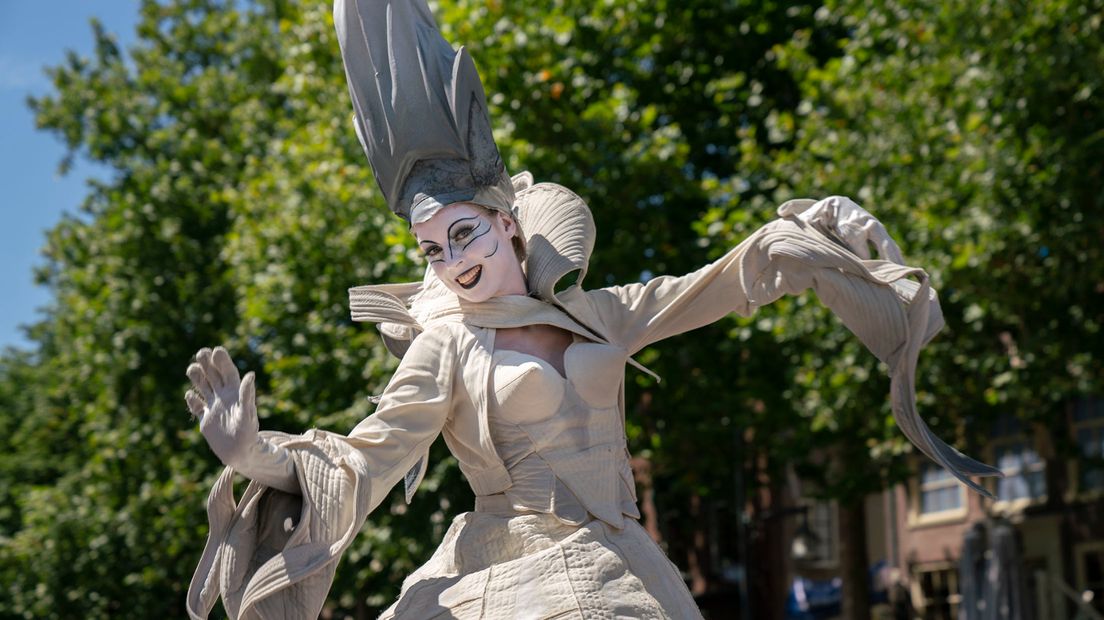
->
[379, 511, 703, 619]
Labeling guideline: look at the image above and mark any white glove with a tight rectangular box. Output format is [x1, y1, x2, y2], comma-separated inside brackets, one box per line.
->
[186, 347, 298, 494]
[778, 195, 905, 265]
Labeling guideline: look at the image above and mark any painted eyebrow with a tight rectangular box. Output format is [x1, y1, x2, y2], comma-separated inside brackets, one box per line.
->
[447, 215, 480, 236]
[418, 239, 440, 246]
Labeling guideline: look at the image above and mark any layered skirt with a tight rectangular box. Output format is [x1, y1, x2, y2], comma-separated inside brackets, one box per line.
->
[379, 511, 703, 619]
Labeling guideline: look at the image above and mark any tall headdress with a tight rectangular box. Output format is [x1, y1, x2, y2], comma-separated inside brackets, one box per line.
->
[334, 0, 516, 224]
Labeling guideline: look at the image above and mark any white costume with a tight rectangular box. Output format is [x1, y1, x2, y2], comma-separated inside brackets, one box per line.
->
[185, 1, 999, 616]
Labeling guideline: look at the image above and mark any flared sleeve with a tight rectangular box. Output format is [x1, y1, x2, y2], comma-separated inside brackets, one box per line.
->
[583, 215, 1000, 496]
[187, 323, 459, 619]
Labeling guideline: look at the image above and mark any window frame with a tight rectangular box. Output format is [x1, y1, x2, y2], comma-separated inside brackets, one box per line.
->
[985, 415, 1048, 512]
[1074, 541, 1104, 615]
[796, 499, 839, 569]
[1070, 398, 1104, 499]
[908, 459, 968, 528]
[910, 562, 961, 620]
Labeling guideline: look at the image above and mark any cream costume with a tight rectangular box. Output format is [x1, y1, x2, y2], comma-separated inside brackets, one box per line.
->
[186, 1, 999, 618]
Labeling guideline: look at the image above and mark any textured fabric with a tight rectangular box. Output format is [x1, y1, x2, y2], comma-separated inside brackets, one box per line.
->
[187, 430, 371, 620]
[486, 343, 640, 527]
[379, 512, 701, 619]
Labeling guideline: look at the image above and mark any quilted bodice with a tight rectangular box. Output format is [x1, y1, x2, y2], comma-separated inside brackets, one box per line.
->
[487, 339, 640, 527]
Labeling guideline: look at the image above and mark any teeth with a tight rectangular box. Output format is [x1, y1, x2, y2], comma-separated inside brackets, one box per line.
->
[457, 265, 481, 286]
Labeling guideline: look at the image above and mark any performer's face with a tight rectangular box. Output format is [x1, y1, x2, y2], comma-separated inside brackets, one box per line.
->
[413, 203, 526, 302]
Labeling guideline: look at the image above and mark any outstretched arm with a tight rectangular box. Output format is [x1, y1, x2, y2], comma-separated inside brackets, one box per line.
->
[186, 329, 457, 618]
[583, 196, 999, 496]
[340, 323, 457, 513]
[185, 323, 457, 510]
[586, 196, 926, 355]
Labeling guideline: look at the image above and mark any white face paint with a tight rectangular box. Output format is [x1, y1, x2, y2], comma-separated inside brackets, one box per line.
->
[412, 202, 527, 303]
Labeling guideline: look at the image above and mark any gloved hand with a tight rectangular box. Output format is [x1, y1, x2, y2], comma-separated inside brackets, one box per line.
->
[778, 195, 905, 265]
[186, 347, 298, 494]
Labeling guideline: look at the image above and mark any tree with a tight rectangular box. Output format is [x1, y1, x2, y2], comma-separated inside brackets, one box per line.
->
[1, 0, 841, 615]
[2, 0, 835, 614]
[701, 0, 1104, 615]
[0, 1, 455, 615]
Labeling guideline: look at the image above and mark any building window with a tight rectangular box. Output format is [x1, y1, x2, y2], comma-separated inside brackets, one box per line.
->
[914, 564, 960, 620]
[1073, 399, 1104, 493]
[800, 500, 837, 566]
[991, 415, 1046, 503]
[918, 462, 964, 515]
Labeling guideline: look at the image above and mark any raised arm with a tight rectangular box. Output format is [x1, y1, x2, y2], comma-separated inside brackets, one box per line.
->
[187, 326, 460, 618]
[581, 196, 1000, 496]
[583, 196, 934, 355]
[185, 322, 457, 509]
[186, 347, 299, 494]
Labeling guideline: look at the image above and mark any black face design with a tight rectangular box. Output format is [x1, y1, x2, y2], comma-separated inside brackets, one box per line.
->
[412, 203, 525, 302]
[421, 215, 497, 263]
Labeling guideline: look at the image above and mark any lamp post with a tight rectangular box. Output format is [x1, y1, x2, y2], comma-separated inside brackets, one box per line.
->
[741, 503, 821, 618]
[789, 507, 820, 562]
[757, 504, 820, 560]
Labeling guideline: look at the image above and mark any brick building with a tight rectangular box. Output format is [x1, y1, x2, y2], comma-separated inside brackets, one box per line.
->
[784, 401, 1104, 619]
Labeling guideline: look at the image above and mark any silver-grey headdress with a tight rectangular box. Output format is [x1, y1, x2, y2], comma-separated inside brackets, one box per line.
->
[334, 0, 515, 224]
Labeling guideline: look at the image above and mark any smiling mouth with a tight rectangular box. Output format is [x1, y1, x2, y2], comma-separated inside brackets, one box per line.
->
[456, 265, 482, 289]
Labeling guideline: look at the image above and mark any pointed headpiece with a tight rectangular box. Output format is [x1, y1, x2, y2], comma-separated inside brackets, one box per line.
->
[334, 0, 515, 224]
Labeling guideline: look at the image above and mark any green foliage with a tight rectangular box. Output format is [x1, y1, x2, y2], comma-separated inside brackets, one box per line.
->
[2, 0, 1101, 615]
[0, 1, 456, 616]
[702, 0, 1104, 498]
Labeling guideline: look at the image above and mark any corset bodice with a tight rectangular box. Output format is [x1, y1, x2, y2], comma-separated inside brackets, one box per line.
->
[487, 339, 640, 527]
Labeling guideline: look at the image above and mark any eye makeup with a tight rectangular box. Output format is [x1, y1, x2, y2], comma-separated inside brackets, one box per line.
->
[418, 215, 493, 263]
[448, 216, 491, 254]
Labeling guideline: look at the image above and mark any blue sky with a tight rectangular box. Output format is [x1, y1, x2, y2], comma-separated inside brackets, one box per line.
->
[0, 3, 140, 350]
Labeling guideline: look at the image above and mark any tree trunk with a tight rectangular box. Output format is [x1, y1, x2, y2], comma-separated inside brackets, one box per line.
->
[747, 476, 787, 620]
[687, 493, 710, 595]
[839, 497, 871, 620]
[631, 456, 663, 544]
